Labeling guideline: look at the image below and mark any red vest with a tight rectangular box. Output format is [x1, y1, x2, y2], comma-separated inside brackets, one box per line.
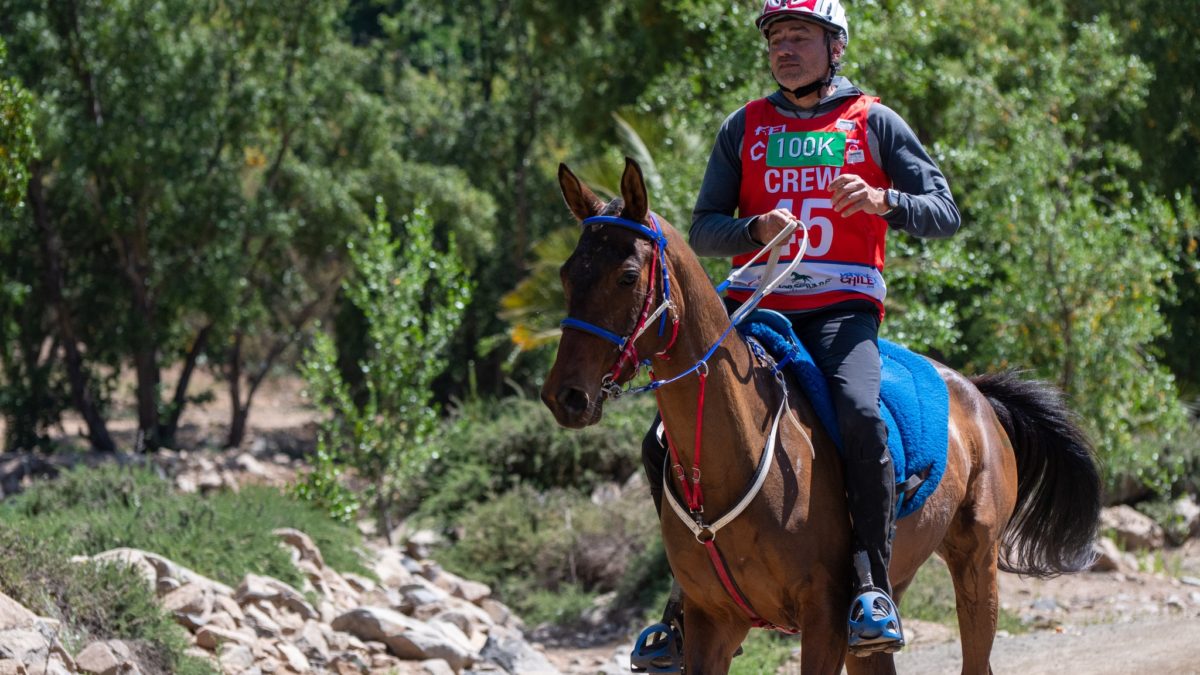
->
[730, 95, 891, 316]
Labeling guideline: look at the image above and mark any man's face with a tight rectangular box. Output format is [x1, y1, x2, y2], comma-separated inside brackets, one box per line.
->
[767, 18, 837, 91]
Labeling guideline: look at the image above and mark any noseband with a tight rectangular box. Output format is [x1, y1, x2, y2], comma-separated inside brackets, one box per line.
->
[559, 214, 680, 395]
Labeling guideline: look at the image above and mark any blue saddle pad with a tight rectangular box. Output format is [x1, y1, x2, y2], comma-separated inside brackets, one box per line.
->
[737, 310, 948, 518]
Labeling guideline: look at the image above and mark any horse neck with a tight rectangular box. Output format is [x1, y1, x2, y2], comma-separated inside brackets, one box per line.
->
[648, 235, 777, 511]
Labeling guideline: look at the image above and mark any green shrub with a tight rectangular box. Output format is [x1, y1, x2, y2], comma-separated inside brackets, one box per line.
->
[437, 483, 657, 623]
[1, 464, 371, 587]
[300, 202, 471, 537]
[0, 526, 216, 674]
[412, 394, 656, 523]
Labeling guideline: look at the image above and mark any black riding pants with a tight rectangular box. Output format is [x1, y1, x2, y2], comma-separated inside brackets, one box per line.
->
[641, 306, 896, 594]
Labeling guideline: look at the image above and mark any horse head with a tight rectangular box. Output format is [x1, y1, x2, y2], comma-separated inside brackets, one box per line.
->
[541, 158, 680, 428]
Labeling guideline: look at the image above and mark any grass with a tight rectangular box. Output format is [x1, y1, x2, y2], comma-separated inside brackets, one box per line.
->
[0, 462, 375, 674]
[0, 463, 372, 588]
[901, 556, 1026, 635]
[0, 525, 217, 675]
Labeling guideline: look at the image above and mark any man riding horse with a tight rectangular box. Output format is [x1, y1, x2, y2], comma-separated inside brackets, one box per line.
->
[639, 0, 961, 657]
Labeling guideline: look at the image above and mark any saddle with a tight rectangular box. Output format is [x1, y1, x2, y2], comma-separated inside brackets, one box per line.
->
[737, 310, 949, 517]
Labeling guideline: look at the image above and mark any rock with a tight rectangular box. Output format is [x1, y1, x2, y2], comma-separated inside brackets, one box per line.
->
[272, 528, 326, 569]
[212, 595, 246, 623]
[330, 607, 476, 671]
[195, 626, 257, 651]
[479, 635, 562, 675]
[451, 580, 491, 606]
[73, 638, 133, 667]
[404, 530, 442, 560]
[480, 599, 519, 629]
[0, 660, 26, 675]
[0, 594, 38, 632]
[420, 658, 456, 675]
[1100, 505, 1166, 551]
[1089, 537, 1130, 572]
[274, 642, 310, 673]
[82, 549, 236, 597]
[217, 643, 256, 672]
[397, 583, 448, 613]
[235, 574, 318, 621]
[1173, 495, 1200, 540]
[0, 630, 49, 664]
[373, 549, 414, 587]
[342, 573, 376, 595]
[242, 603, 283, 639]
[294, 621, 330, 663]
[161, 583, 213, 630]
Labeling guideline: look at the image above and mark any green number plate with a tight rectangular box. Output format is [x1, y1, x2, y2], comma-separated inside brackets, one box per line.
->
[766, 132, 846, 168]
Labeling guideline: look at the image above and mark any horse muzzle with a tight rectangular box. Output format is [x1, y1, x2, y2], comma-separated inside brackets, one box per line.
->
[540, 382, 604, 428]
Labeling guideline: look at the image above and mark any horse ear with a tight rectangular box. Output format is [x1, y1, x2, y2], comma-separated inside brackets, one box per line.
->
[558, 163, 604, 222]
[619, 157, 649, 222]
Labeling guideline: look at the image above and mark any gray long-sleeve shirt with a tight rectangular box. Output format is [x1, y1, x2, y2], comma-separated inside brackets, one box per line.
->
[690, 77, 960, 258]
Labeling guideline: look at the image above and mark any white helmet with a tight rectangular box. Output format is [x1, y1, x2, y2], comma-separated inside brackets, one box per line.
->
[756, 0, 850, 44]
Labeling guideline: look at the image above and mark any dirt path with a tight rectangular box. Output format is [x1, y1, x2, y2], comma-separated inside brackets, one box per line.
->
[889, 617, 1200, 674]
[544, 539, 1200, 674]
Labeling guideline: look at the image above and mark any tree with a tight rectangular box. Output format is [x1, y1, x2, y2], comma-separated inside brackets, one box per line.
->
[300, 202, 472, 542]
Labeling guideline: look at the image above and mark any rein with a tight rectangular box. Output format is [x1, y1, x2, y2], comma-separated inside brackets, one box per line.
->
[559, 212, 810, 633]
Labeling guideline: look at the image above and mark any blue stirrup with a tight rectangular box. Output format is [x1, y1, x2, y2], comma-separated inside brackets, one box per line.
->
[847, 589, 905, 655]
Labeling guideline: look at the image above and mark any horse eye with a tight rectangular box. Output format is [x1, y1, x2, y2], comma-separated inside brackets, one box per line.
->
[618, 270, 640, 287]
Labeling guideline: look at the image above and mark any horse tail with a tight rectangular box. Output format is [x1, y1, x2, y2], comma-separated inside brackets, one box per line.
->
[972, 371, 1102, 578]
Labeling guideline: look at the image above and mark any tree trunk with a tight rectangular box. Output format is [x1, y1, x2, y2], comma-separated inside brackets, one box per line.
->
[27, 165, 115, 452]
[225, 330, 246, 448]
[160, 324, 211, 447]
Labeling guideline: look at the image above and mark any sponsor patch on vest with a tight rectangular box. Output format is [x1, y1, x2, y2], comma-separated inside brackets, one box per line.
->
[836, 118, 856, 131]
[847, 149, 865, 164]
[767, 132, 846, 168]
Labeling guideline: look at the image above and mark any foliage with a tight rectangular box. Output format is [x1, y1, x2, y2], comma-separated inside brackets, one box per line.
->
[0, 463, 371, 587]
[0, 38, 34, 210]
[437, 483, 657, 624]
[291, 443, 363, 524]
[0, 527, 215, 674]
[411, 394, 654, 524]
[300, 202, 471, 538]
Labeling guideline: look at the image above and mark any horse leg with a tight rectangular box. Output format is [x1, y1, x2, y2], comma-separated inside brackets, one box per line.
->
[681, 606, 748, 675]
[942, 528, 1002, 675]
[798, 588, 848, 675]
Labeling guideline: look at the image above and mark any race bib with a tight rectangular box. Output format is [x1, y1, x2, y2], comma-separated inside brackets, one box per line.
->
[767, 132, 846, 168]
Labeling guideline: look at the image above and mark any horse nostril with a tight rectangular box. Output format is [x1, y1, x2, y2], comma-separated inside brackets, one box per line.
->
[560, 387, 590, 416]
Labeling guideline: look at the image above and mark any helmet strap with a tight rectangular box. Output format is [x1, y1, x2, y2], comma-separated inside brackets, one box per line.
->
[777, 32, 839, 102]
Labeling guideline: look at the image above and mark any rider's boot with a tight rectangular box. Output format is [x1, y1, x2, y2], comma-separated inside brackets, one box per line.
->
[845, 454, 905, 656]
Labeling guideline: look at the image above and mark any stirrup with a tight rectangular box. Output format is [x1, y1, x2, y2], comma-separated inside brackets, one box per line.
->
[847, 588, 905, 656]
[631, 620, 683, 673]
[632, 583, 684, 673]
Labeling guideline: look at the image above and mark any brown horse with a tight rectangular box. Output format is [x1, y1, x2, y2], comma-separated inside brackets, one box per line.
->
[541, 158, 1101, 675]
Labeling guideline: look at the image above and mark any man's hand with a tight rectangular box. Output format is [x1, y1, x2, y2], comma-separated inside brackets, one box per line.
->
[830, 174, 890, 217]
[749, 208, 797, 245]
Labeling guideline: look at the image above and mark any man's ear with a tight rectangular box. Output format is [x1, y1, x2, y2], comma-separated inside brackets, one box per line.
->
[558, 164, 604, 222]
[618, 157, 649, 223]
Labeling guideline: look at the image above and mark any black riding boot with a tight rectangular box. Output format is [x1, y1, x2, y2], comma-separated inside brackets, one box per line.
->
[845, 450, 904, 654]
[845, 452, 897, 594]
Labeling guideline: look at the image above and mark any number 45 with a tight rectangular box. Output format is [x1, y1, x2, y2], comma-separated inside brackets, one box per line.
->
[775, 198, 833, 258]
